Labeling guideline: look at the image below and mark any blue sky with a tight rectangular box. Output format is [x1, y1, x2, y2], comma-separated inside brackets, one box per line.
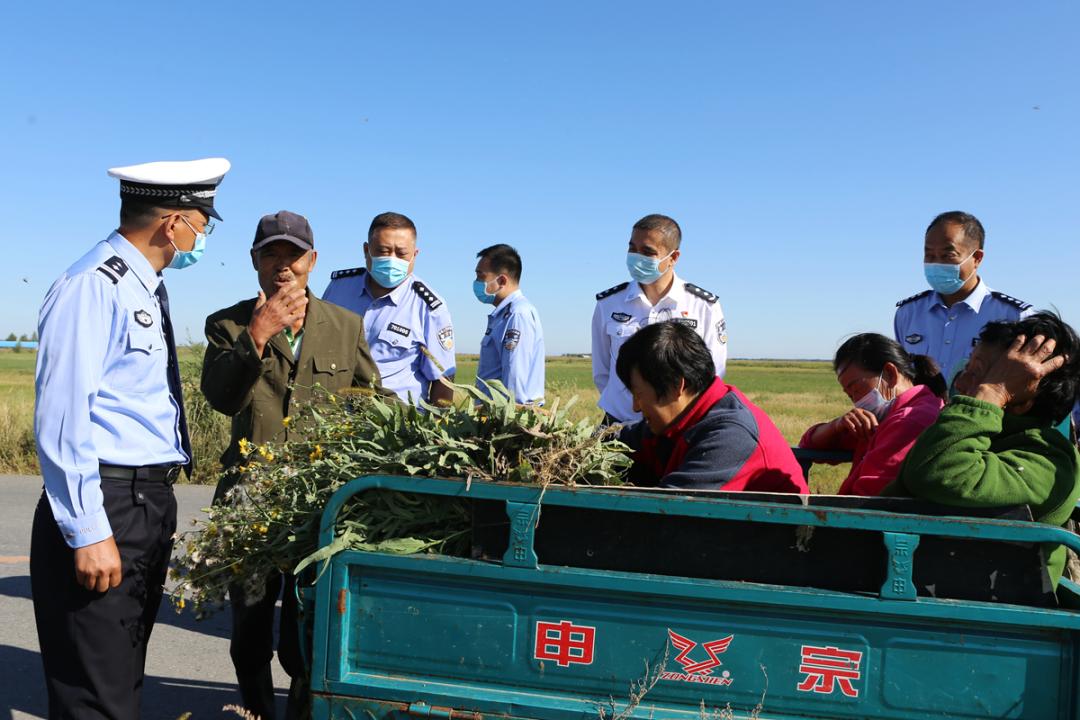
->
[3, 2, 1077, 358]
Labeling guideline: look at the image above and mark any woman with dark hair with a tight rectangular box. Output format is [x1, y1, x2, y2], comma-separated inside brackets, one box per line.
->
[615, 321, 807, 493]
[800, 333, 946, 495]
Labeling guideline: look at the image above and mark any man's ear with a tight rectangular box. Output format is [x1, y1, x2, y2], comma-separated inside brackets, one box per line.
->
[250, 248, 259, 272]
[161, 213, 181, 242]
[307, 250, 318, 272]
[971, 247, 985, 270]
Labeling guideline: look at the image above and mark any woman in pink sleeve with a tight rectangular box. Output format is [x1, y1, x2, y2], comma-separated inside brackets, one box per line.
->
[800, 333, 947, 496]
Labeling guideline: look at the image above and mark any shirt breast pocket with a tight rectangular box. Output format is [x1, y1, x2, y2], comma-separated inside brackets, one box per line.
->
[607, 320, 640, 355]
[312, 355, 351, 390]
[376, 324, 415, 355]
[127, 327, 163, 355]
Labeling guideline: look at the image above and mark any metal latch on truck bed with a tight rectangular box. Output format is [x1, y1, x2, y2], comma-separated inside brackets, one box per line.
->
[405, 702, 483, 720]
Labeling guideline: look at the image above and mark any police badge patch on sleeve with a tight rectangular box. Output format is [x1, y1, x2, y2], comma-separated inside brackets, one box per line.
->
[504, 329, 521, 351]
[134, 310, 153, 327]
[437, 326, 454, 351]
[717, 319, 727, 344]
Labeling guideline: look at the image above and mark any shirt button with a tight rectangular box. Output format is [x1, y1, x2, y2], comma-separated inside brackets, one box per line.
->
[944, 340, 951, 344]
[331, 363, 337, 370]
[949, 315, 956, 321]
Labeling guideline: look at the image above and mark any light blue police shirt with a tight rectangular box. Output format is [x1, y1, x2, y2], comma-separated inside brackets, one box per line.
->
[323, 268, 455, 403]
[35, 232, 186, 548]
[894, 278, 1033, 381]
[476, 290, 545, 405]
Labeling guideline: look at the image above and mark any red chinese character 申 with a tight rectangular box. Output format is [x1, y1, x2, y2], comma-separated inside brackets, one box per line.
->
[796, 645, 863, 698]
[534, 620, 596, 667]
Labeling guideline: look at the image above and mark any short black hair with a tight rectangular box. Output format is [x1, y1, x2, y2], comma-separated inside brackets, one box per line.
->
[633, 214, 682, 251]
[119, 198, 190, 228]
[834, 333, 948, 400]
[927, 210, 985, 250]
[477, 243, 522, 282]
[616, 321, 715, 400]
[976, 311, 1080, 423]
[368, 211, 416, 241]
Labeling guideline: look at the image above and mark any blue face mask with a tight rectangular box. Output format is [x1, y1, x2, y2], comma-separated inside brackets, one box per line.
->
[626, 251, 673, 284]
[924, 250, 975, 295]
[473, 279, 498, 305]
[369, 255, 410, 289]
[168, 230, 206, 270]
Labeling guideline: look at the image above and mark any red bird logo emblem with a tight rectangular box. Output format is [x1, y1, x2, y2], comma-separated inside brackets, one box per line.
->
[667, 629, 734, 675]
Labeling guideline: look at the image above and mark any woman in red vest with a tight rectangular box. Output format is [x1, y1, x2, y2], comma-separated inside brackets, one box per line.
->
[615, 321, 807, 493]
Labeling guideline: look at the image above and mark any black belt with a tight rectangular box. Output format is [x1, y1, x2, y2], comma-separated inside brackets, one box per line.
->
[99, 463, 182, 484]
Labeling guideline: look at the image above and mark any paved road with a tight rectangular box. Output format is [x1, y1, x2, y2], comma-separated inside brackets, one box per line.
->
[0, 475, 290, 720]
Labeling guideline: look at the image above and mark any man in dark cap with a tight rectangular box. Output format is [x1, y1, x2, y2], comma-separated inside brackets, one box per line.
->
[32, 157, 229, 718]
[201, 210, 386, 719]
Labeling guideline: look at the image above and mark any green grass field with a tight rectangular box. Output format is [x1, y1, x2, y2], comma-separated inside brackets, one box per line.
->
[0, 349, 852, 491]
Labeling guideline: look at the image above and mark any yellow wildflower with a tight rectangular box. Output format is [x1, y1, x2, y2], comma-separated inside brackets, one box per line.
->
[178, 597, 186, 610]
[309, 444, 323, 461]
[282, 416, 291, 427]
[238, 438, 252, 456]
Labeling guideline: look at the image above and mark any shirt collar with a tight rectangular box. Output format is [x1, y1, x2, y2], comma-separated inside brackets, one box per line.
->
[107, 231, 160, 294]
[363, 272, 414, 306]
[626, 274, 684, 306]
[491, 289, 523, 316]
[932, 278, 990, 312]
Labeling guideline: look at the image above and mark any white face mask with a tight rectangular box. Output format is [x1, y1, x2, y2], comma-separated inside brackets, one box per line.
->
[853, 372, 895, 421]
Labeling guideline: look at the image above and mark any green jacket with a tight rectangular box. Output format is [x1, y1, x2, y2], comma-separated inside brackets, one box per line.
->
[201, 291, 383, 497]
[888, 395, 1080, 585]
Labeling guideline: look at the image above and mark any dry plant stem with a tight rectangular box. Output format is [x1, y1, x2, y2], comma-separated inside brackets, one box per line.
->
[171, 379, 631, 617]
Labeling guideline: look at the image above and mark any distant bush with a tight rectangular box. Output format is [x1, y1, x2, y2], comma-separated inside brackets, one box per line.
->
[180, 343, 231, 485]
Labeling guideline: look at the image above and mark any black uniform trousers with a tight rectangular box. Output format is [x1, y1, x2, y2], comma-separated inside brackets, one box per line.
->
[229, 573, 307, 720]
[30, 477, 177, 720]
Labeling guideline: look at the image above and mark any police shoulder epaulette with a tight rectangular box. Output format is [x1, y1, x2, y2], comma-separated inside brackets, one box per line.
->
[595, 282, 629, 301]
[412, 280, 443, 310]
[895, 289, 932, 308]
[684, 283, 718, 304]
[990, 291, 1032, 311]
[330, 267, 365, 280]
[95, 256, 129, 284]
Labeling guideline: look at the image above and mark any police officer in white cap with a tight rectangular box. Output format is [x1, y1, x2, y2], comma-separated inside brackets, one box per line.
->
[31, 157, 230, 718]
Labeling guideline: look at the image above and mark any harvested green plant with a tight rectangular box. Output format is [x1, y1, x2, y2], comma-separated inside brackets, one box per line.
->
[172, 380, 630, 616]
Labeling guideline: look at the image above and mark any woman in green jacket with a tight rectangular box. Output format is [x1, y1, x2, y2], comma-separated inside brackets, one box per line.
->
[887, 311, 1080, 585]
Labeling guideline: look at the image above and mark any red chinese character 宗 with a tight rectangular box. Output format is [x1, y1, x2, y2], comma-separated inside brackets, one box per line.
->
[797, 645, 863, 698]
[534, 620, 596, 667]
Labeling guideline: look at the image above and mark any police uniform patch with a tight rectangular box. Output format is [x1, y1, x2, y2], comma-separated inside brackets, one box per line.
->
[896, 290, 932, 308]
[388, 322, 411, 337]
[133, 310, 153, 328]
[905, 333, 923, 345]
[717, 319, 727, 345]
[684, 283, 718, 304]
[504, 329, 521, 351]
[672, 318, 698, 329]
[596, 282, 629, 301]
[331, 267, 365, 280]
[437, 326, 454, 351]
[611, 312, 632, 323]
[413, 281, 443, 311]
[96, 256, 130, 284]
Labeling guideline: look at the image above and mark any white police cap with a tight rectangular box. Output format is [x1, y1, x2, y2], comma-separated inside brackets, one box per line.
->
[107, 157, 231, 220]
